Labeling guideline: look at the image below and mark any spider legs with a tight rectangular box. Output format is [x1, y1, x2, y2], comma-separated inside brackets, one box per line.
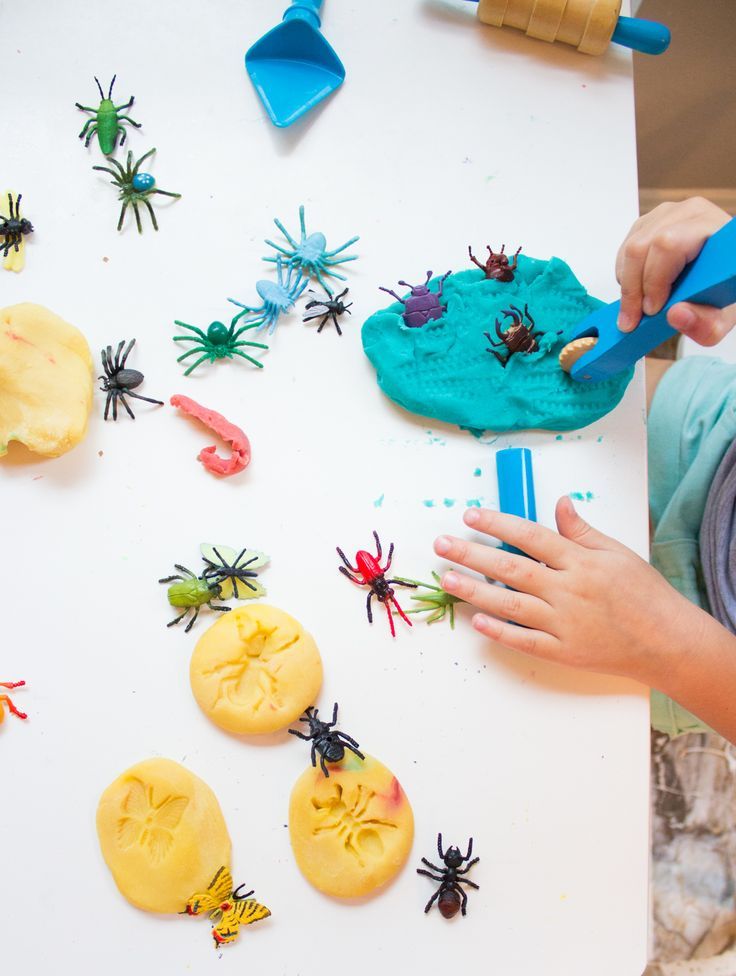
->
[125, 390, 165, 407]
[336, 547, 360, 575]
[0, 694, 27, 720]
[383, 598, 396, 638]
[366, 590, 374, 625]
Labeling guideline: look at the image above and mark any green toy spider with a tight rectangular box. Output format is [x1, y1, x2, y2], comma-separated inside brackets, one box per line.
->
[173, 314, 270, 375]
[93, 148, 181, 232]
[398, 572, 465, 628]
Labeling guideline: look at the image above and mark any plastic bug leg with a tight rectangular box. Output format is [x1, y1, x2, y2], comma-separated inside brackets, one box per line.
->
[274, 214, 299, 249]
[437, 833, 445, 860]
[126, 390, 165, 407]
[457, 858, 480, 874]
[336, 728, 359, 746]
[158, 574, 185, 583]
[378, 286, 405, 304]
[231, 349, 265, 369]
[332, 313, 342, 336]
[421, 857, 445, 874]
[141, 199, 158, 232]
[0, 681, 25, 689]
[384, 542, 395, 572]
[457, 876, 480, 890]
[366, 590, 374, 624]
[117, 200, 129, 232]
[423, 888, 443, 914]
[184, 607, 200, 633]
[75, 102, 97, 112]
[78, 118, 95, 139]
[325, 236, 360, 257]
[319, 751, 330, 777]
[118, 393, 136, 420]
[117, 114, 141, 127]
[458, 884, 469, 915]
[390, 595, 412, 629]
[0, 695, 27, 720]
[83, 124, 99, 147]
[181, 353, 211, 376]
[336, 548, 361, 575]
[167, 609, 190, 628]
[465, 837, 473, 861]
[344, 742, 365, 761]
[112, 393, 119, 421]
[103, 391, 113, 421]
[174, 321, 210, 340]
[384, 599, 396, 638]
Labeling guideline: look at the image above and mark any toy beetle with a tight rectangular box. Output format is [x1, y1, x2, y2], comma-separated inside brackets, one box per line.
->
[336, 530, 417, 638]
[75, 75, 142, 155]
[289, 703, 365, 777]
[468, 243, 521, 281]
[159, 565, 230, 633]
[484, 303, 559, 367]
[379, 270, 451, 328]
[417, 833, 480, 918]
[0, 681, 27, 724]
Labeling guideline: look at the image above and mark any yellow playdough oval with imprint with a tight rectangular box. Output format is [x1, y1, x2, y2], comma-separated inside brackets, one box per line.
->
[0, 303, 93, 458]
[289, 753, 414, 898]
[190, 604, 323, 735]
[96, 758, 231, 914]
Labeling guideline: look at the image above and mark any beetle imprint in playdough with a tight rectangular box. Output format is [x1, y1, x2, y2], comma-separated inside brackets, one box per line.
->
[289, 753, 414, 898]
[190, 605, 323, 735]
[116, 778, 189, 863]
[362, 256, 634, 433]
[97, 758, 231, 914]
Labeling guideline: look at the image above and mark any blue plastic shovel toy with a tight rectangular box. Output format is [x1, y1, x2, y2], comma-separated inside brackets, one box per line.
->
[560, 217, 736, 383]
[246, 1, 345, 128]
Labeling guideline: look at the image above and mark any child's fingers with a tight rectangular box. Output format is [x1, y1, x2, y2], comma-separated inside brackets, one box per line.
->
[462, 507, 571, 568]
[434, 533, 552, 595]
[668, 301, 736, 346]
[441, 570, 554, 630]
[471, 613, 561, 660]
[615, 232, 648, 331]
[555, 496, 629, 553]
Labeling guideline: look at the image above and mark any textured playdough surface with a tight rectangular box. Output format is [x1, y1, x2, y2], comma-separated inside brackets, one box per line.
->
[96, 758, 232, 914]
[190, 604, 323, 735]
[289, 752, 414, 899]
[362, 257, 633, 433]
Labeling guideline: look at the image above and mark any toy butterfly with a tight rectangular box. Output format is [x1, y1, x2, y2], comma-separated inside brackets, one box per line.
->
[200, 544, 269, 601]
[185, 865, 271, 947]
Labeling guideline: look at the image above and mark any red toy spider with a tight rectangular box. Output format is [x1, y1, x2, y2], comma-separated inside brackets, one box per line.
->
[0, 680, 27, 725]
[336, 531, 417, 638]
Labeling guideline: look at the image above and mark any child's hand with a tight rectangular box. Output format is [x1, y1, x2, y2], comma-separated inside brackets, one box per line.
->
[433, 499, 708, 688]
[616, 197, 734, 344]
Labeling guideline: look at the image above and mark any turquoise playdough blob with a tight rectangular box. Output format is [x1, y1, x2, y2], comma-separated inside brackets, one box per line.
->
[361, 256, 634, 434]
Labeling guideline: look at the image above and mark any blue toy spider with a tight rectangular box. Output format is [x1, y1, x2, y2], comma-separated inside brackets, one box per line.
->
[227, 257, 308, 335]
[264, 204, 359, 290]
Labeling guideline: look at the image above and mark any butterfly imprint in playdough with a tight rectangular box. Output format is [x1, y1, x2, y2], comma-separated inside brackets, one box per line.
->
[116, 778, 189, 864]
[203, 622, 298, 712]
[362, 255, 634, 434]
[312, 783, 398, 867]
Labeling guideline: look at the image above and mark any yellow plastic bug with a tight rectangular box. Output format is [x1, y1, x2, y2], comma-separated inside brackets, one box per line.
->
[0, 681, 27, 723]
[185, 865, 270, 947]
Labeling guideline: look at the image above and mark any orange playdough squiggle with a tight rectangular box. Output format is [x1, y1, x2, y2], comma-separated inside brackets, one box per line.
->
[170, 395, 251, 477]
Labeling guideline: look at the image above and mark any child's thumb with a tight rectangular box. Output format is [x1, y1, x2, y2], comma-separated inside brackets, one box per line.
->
[555, 496, 622, 552]
[668, 301, 736, 346]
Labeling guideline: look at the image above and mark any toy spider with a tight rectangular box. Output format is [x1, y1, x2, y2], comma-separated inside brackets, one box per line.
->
[468, 243, 521, 281]
[0, 193, 33, 258]
[485, 303, 557, 367]
[289, 703, 364, 777]
[264, 204, 359, 290]
[0, 680, 27, 725]
[417, 833, 480, 918]
[227, 256, 308, 335]
[201, 546, 265, 599]
[336, 530, 417, 638]
[302, 286, 352, 335]
[99, 338, 163, 421]
[93, 148, 181, 232]
[173, 314, 269, 375]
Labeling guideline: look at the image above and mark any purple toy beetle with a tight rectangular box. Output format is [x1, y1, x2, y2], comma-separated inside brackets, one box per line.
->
[379, 270, 451, 328]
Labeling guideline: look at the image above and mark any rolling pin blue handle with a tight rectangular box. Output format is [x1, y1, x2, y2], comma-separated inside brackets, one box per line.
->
[283, 0, 323, 26]
[496, 448, 537, 556]
[611, 16, 670, 55]
[570, 217, 736, 383]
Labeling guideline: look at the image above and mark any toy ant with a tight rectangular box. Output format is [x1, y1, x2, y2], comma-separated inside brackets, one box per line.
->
[0, 193, 33, 258]
[484, 303, 560, 367]
[417, 833, 480, 918]
[289, 703, 364, 777]
[336, 530, 417, 637]
[468, 243, 521, 281]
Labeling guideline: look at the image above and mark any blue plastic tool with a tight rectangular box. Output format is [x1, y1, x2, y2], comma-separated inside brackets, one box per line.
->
[496, 448, 537, 556]
[464, 1, 670, 55]
[568, 217, 736, 383]
[246, 1, 345, 128]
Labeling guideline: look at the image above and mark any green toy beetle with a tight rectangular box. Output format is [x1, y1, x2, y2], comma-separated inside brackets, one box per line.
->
[159, 564, 230, 634]
[75, 75, 142, 155]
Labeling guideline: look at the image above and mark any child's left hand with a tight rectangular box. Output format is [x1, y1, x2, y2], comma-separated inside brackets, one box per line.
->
[433, 500, 708, 689]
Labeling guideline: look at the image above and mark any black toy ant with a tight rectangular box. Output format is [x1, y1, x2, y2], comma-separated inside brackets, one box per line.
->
[0, 192, 34, 258]
[288, 703, 364, 777]
[417, 833, 480, 918]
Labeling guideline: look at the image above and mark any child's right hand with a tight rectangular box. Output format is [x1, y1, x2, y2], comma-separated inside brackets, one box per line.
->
[616, 197, 734, 344]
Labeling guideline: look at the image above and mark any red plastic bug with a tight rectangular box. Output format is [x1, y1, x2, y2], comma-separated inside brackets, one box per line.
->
[336, 531, 417, 638]
[0, 680, 27, 725]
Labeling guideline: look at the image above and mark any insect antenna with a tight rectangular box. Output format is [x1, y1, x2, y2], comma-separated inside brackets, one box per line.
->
[232, 885, 255, 901]
[108, 74, 117, 99]
[94, 76, 105, 100]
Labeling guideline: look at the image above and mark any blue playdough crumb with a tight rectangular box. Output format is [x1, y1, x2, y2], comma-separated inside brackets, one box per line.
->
[374, 494, 385, 508]
[423, 499, 436, 508]
[473, 467, 482, 476]
[362, 256, 634, 433]
[555, 434, 564, 441]
[466, 498, 482, 507]
[443, 498, 456, 508]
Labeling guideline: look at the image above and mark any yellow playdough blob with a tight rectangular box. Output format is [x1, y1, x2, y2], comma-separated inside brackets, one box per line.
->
[0, 303, 93, 458]
[96, 758, 231, 914]
[289, 753, 414, 898]
[190, 604, 323, 735]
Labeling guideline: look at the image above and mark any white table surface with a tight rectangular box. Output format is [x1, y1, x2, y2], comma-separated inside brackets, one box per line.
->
[0, 1, 650, 973]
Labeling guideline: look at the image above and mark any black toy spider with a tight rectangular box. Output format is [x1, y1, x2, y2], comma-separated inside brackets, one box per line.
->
[0, 193, 34, 258]
[201, 546, 263, 599]
[288, 703, 365, 777]
[484, 303, 558, 367]
[93, 148, 181, 233]
[99, 338, 163, 421]
[417, 833, 480, 918]
[302, 287, 353, 335]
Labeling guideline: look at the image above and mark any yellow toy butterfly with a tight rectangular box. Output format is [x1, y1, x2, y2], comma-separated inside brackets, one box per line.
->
[185, 865, 271, 947]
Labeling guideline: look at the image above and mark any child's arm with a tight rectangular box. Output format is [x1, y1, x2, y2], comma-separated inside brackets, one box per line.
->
[616, 196, 734, 344]
[435, 503, 736, 744]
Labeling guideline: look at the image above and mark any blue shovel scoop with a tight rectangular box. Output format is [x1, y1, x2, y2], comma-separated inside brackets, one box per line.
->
[246, 1, 345, 128]
[560, 217, 736, 383]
